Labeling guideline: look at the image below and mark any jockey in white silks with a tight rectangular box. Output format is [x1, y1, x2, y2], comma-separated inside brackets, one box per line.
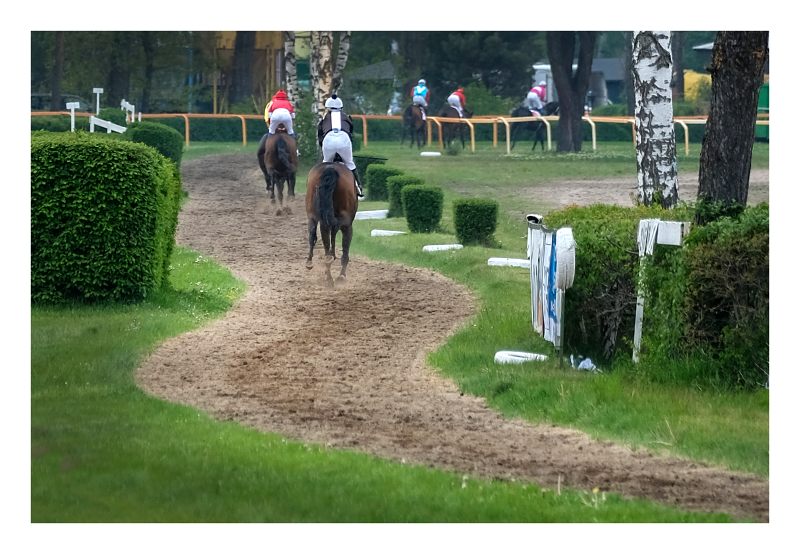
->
[317, 95, 364, 199]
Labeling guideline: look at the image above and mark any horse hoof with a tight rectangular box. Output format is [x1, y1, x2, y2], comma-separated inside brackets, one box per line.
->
[275, 208, 283, 216]
[324, 256, 334, 267]
[335, 275, 347, 285]
[306, 261, 313, 270]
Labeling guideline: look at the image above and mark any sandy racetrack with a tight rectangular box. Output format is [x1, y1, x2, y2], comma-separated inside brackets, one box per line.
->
[136, 153, 768, 522]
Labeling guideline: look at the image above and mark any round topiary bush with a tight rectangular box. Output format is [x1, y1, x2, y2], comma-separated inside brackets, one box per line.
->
[453, 198, 498, 245]
[402, 185, 444, 233]
[125, 121, 185, 167]
[386, 175, 424, 217]
[365, 165, 403, 201]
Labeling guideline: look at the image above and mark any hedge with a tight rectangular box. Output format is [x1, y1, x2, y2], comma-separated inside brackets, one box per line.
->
[31, 131, 182, 303]
[386, 175, 423, 217]
[365, 165, 403, 201]
[453, 198, 499, 245]
[125, 121, 185, 167]
[402, 185, 444, 233]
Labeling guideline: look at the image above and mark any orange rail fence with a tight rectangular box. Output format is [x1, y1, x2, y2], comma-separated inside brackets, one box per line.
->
[32, 111, 769, 154]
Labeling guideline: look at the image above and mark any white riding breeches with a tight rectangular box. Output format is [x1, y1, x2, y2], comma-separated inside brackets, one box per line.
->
[447, 94, 463, 116]
[412, 95, 428, 108]
[269, 108, 294, 135]
[526, 92, 544, 111]
[321, 131, 356, 170]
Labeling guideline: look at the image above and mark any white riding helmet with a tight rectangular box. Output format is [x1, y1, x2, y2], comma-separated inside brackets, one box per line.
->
[539, 81, 546, 86]
[418, 79, 426, 85]
[324, 94, 343, 109]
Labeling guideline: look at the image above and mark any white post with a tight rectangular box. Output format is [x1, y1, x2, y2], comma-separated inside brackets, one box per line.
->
[120, 99, 135, 124]
[93, 87, 103, 115]
[66, 102, 80, 132]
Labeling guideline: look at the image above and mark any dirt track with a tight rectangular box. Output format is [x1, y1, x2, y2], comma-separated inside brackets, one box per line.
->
[136, 154, 769, 522]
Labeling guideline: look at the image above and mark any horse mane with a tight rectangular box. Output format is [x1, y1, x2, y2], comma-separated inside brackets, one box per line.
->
[314, 165, 339, 228]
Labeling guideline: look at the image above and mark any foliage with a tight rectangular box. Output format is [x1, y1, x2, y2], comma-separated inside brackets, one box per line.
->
[99, 107, 128, 126]
[365, 165, 403, 201]
[461, 82, 517, 116]
[402, 185, 444, 233]
[125, 121, 185, 166]
[31, 131, 182, 303]
[386, 174, 424, 217]
[352, 152, 387, 179]
[31, 115, 85, 132]
[452, 198, 499, 245]
[293, 95, 322, 161]
[641, 204, 769, 390]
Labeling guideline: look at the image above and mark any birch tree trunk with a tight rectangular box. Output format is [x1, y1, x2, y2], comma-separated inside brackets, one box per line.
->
[310, 31, 334, 120]
[697, 31, 769, 216]
[632, 31, 679, 208]
[283, 31, 298, 105]
[331, 31, 352, 94]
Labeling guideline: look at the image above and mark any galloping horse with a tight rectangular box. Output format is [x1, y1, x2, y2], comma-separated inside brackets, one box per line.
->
[401, 105, 426, 148]
[509, 101, 559, 151]
[438, 105, 472, 149]
[257, 127, 298, 214]
[305, 161, 358, 287]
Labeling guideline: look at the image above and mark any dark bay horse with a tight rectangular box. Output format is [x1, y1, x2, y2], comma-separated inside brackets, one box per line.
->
[510, 101, 559, 151]
[401, 105, 426, 148]
[438, 105, 472, 149]
[257, 129, 298, 214]
[305, 162, 358, 287]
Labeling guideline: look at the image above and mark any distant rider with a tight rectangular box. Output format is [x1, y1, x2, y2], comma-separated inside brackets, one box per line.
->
[525, 81, 547, 115]
[265, 89, 296, 137]
[447, 86, 467, 117]
[317, 94, 364, 199]
[411, 78, 430, 119]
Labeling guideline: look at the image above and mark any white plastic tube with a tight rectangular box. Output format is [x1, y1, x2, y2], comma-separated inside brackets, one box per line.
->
[494, 351, 549, 364]
[555, 227, 576, 290]
[488, 257, 530, 268]
[422, 244, 463, 252]
[370, 229, 406, 237]
[355, 209, 389, 220]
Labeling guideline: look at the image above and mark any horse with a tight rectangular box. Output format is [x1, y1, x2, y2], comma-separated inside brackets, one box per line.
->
[401, 104, 426, 148]
[305, 161, 358, 287]
[257, 127, 298, 214]
[509, 101, 559, 152]
[438, 105, 472, 149]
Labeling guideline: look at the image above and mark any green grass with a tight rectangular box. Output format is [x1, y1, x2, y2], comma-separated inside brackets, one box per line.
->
[30, 247, 732, 522]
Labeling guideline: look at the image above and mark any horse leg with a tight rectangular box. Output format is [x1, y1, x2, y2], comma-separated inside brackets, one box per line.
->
[288, 173, 296, 199]
[320, 223, 334, 287]
[257, 135, 271, 194]
[306, 219, 317, 270]
[276, 177, 284, 208]
[336, 224, 353, 284]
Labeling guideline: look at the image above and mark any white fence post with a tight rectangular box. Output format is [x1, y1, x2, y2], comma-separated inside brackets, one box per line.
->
[93, 87, 103, 115]
[66, 102, 80, 132]
[120, 99, 135, 124]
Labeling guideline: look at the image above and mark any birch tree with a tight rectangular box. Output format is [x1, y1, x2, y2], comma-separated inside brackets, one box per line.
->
[331, 31, 352, 94]
[283, 31, 298, 105]
[697, 31, 769, 220]
[632, 31, 679, 208]
[310, 31, 334, 119]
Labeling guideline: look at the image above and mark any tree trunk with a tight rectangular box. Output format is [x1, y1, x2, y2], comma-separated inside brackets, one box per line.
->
[106, 32, 131, 107]
[632, 31, 679, 208]
[546, 31, 597, 152]
[671, 31, 685, 101]
[311, 31, 334, 120]
[231, 31, 256, 105]
[140, 32, 156, 113]
[50, 31, 64, 111]
[283, 31, 298, 105]
[331, 31, 352, 94]
[697, 31, 769, 213]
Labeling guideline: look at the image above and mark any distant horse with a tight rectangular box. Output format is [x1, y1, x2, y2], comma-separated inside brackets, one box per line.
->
[509, 101, 559, 151]
[257, 128, 298, 214]
[438, 105, 472, 149]
[305, 162, 358, 287]
[401, 105, 426, 148]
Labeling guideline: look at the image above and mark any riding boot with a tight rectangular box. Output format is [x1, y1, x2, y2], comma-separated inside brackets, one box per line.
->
[352, 168, 365, 199]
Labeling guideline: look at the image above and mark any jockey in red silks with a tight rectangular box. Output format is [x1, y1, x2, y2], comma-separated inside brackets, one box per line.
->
[525, 81, 547, 115]
[447, 86, 467, 117]
[265, 89, 296, 137]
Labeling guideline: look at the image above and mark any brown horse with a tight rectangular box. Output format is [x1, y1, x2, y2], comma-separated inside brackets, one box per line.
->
[305, 162, 358, 287]
[257, 129, 298, 214]
[438, 105, 472, 149]
[401, 104, 426, 148]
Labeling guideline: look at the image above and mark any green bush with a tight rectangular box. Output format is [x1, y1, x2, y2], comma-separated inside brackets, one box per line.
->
[98, 107, 128, 126]
[365, 165, 403, 201]
[642, 204, 769, 389]
[453, 198, 499, 245]
[386, 175, 423, 217]
[125, 121, 185, 166]
[353, 152, 387, 180]
[544, 204, 693, 362]
[31, 115, 83, 132]
[31, 132, 182, 304]
[402, 185, 444, 233]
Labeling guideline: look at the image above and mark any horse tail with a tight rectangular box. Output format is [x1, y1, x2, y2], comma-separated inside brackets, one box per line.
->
[315, 165, 339, 228]
[277, 137, 293, 169]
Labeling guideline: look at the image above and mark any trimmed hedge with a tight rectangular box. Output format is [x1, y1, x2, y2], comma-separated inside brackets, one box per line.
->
[125, 121, 185, 166]
[402, 185, 444, 233]
[31, 131, 182, 304]
[453, 198, 498, 245]
[386, 175, 423, 217]
[365, 165, 403, 201]
[353, 152, 387, 182]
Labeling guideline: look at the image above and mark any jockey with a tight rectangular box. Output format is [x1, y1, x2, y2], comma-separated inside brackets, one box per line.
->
[411, 78, 430, 119]
[265, 89, 296, 137]
[317, 94, 364, 199]
[447, 86, 467, 117]
[525, 81, 547, 114]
